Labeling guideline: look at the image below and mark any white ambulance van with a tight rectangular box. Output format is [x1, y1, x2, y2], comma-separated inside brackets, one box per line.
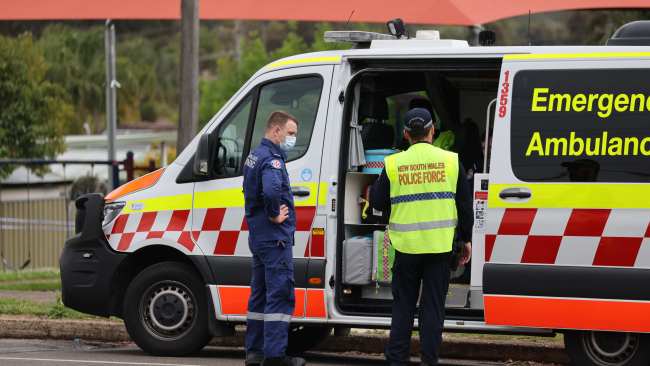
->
[61, 21, 650, 366]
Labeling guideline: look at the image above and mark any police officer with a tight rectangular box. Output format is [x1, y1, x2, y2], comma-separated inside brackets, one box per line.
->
[370, 108, 473, 366]
[243, 111, 305, 366]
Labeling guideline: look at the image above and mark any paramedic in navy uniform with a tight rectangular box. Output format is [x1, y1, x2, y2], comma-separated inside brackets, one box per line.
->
[242, 111, 305, 366]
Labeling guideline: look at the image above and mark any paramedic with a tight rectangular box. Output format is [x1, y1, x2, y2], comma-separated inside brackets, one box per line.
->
[408, 97, 456, 151]
[242, 111, 305, 366]
[370, 108, 473, 366]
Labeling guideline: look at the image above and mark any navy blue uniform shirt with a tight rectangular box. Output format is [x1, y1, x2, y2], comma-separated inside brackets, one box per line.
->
[243, 138, 296, 244]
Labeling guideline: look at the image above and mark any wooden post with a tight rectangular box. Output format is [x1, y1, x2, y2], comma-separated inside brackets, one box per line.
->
[125, 151, 134, 182]
[177, 0, 200, 152]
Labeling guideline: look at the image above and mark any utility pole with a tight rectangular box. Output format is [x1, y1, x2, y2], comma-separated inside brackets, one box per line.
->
[177, 0, 199, 152]
[105, 20, 119, 189]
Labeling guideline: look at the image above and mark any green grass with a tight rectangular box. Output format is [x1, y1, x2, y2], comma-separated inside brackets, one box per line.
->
[0, 280, 61, 291]
[0, 269, 61, 291]
[0, 297, 96, 319]
[0, 269, 60, 282]
[445, 332, 564, 345]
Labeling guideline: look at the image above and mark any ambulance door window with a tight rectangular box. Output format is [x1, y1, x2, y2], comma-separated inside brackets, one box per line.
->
[249, 76, 324, 161]
[510, 69, 650, 183]
[213, 93, 253, 177]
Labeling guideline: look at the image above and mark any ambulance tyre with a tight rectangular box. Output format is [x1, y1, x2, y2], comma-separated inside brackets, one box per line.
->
[123, 261, 211, 356]
[287, 325, 333, 355]
[564, 331, 650, 366]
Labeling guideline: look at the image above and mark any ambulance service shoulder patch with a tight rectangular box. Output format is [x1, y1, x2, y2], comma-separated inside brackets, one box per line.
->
[271, 159, 282, 169]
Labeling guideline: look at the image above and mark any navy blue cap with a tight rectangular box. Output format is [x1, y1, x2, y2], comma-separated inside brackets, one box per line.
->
[403, 108, 433, 134]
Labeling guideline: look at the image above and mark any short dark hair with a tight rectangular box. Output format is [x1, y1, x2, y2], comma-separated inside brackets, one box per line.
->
[404, 108, 433, 141]
[266, 111, 298, 130]
[406, 125, 431, 140]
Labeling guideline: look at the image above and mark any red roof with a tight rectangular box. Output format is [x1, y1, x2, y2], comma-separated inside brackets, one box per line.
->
[3, 0, 649, 25]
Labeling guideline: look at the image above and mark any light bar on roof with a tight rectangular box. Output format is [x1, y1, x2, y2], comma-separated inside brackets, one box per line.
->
[324, 31, 396, 43]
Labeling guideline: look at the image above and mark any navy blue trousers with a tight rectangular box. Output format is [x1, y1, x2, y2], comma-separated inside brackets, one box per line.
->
[245, 240, 295, 358]
[385, 250, 451, 365]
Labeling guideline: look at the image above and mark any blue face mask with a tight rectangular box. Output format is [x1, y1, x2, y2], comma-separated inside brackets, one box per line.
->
[280, 135, 296, 151]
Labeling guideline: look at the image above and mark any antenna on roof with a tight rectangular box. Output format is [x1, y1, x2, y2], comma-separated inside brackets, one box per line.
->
[527, 10, 532, 46]
[346, 10, 355, 29]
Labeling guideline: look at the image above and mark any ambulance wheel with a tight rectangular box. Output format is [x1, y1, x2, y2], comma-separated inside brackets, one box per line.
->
[123, 261, 211, 356]
[564, 331, 650, 366]
[287, 325, 333, 355]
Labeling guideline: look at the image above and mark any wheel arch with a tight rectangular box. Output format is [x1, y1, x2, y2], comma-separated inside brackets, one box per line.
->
[108, 244, 214, 318]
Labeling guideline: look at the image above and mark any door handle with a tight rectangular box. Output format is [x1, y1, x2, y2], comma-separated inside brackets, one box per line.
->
[499, 187, 532, 199]
[291, 186, 311, 197]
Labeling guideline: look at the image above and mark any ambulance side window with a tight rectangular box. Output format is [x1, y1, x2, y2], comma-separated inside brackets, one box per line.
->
[510, 69, 650, 183]
[249, 76, 323, 162]
[213, 93, 253, 177]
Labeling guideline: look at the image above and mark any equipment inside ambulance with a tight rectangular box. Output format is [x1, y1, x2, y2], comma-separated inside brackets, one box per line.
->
[60, 19, 650, 366]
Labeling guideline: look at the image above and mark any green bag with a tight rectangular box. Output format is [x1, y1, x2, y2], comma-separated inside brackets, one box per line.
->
[372, 229, 395, 285]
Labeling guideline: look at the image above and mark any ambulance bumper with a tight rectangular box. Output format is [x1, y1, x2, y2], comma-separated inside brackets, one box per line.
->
[60, 193, 127, 317]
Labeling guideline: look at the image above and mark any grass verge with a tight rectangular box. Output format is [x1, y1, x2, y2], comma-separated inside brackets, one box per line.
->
[0, 269, 60, 282]
[0, 297, 96, 319]
[0, 269, 61, 291]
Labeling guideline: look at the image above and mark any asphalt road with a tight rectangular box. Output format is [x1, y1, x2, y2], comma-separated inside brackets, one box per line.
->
[0, 339, 549, 366]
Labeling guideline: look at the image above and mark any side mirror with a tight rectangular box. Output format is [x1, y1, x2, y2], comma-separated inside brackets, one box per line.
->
[193, 134, 212, 176]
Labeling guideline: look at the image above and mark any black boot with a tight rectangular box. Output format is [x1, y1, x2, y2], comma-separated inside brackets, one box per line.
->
[245, 353, 263, 366]
[262, 356, 306, 366]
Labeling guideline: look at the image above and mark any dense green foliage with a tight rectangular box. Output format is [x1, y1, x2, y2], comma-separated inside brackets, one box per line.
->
[0, 10, 649, 162]
[0, 34, 71, 176]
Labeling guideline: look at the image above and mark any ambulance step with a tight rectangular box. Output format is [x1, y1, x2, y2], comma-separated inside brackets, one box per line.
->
[446, 285, 469, 308]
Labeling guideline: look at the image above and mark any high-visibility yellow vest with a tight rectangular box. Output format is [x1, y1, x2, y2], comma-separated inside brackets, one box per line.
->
[433, 130, 455, 151]
[384, 143, 459, 254]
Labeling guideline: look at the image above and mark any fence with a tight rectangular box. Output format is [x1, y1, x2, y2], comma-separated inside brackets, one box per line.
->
[0, 198, 71, 270]
[0, 154, 158, 271]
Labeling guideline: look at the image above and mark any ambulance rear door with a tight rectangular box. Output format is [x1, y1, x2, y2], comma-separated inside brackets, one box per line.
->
[483, 52, 650, 333]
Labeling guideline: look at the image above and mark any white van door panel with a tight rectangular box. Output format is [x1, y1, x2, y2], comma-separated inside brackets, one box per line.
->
[190, 65, 334, 258]
[484, 55, 650, 333]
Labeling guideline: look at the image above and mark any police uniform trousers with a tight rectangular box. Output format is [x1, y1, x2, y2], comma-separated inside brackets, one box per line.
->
[385, 250, 451, 366]
[245, 239, 295, 358]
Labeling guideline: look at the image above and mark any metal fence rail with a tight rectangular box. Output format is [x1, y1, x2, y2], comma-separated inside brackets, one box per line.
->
[0, 198, 71, 270]
[0, 155, 158, 271]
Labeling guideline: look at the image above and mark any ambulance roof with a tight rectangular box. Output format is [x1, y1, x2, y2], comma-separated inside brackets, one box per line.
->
[258, 44, 650, 75]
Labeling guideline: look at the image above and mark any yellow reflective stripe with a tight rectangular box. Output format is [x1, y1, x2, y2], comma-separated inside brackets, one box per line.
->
[122, 194, 193, 213]
[489, 183, 650, 209]
[266, 56, 341, 69]
[318, 182, 328, 206]
[504, 52, 650, 61]
[194, 187, 245, 208]
[123, 182, 327, 213]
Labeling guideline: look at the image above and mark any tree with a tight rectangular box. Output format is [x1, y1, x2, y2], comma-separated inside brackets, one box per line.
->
[0, 34, 71, 177]
[199, 33, 269, 125]
[38, 25, 105, 134]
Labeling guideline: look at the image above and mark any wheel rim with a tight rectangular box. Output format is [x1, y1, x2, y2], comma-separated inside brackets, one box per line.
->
[140, 280, 196, 341]
[582, 331, 639, 366]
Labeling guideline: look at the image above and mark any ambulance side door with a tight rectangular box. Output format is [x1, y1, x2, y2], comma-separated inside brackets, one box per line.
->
[190, 65, 334, 319]
[483, 55, 650, 333]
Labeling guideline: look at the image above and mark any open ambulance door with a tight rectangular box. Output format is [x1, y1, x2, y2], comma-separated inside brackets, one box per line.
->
[483, 53, 650, 340]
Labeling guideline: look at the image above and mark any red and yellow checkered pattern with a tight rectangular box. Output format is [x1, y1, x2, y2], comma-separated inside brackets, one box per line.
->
[486, 208, 650, 267]
[105, 206, 325, 258]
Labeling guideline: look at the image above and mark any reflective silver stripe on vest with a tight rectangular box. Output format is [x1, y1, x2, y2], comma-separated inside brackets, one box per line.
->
[247, 312, 265, 321]
[389, 219, 457, 232]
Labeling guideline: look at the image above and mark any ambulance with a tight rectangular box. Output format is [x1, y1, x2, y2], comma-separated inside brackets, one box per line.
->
[61, 20, 650, 366]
